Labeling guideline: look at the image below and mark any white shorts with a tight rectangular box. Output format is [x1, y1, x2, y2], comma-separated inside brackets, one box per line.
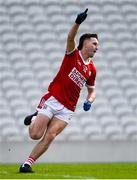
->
[37, 96, 74, 124]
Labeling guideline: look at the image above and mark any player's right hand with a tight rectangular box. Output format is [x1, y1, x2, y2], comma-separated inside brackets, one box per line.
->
[75, 8, 88, 24]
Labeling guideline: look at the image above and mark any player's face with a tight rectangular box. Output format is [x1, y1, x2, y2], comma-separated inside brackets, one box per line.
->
[84, 38, 99, 58]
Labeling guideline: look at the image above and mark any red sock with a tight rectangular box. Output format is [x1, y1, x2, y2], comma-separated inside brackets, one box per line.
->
[24, 156, 35, 166]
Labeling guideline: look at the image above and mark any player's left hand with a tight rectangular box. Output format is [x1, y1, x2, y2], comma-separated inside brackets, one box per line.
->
[83, 100, 92, 111]
[75, 8, 88, 24]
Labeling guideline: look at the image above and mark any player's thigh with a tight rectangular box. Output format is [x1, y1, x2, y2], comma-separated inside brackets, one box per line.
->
[29, 113, 50, 138]
[45, 117, 68, 138]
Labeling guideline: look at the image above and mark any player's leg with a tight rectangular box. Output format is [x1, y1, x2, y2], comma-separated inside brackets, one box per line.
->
[29, 113, 50, 140]
[19, 96, 73, 173]
[19, 117, 67, 173]
[19, 113, 51, 173]
[28, 117, 68, 160]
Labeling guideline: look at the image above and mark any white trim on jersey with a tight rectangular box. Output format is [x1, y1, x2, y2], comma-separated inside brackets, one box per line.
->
[85, 84, 95, 89]
[79, 50, 90, 65]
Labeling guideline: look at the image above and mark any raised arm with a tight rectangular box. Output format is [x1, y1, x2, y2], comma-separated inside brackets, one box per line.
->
[66, 23, 79, 54]
[66, 9, 88, 54]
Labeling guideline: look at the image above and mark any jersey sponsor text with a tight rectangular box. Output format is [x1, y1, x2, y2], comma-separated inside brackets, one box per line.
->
[69, 67, 86, 89]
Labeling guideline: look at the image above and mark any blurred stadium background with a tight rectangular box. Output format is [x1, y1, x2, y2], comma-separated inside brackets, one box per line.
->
[0, 0, 137, 164]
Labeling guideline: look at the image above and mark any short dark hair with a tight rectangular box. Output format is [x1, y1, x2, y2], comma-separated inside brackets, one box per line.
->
[77, 33, 98, 50]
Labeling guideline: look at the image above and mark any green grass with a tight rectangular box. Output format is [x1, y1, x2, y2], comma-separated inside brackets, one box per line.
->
[0, 163, 137, 179]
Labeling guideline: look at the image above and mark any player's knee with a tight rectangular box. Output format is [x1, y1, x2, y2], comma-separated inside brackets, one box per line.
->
[45, 131, 56, 142]
[29, 131, 42, 140]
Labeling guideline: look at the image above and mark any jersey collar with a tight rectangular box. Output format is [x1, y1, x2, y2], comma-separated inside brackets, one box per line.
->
[79, 51, 90, 65]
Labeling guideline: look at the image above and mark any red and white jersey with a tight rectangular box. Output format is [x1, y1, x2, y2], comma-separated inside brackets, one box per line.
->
[41, 49, 96, 111]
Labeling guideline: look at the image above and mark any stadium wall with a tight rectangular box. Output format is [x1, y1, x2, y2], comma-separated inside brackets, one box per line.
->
[0, 140, 137, 163]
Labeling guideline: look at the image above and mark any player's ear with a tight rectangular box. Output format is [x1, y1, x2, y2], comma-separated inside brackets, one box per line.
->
[83, 39, 89, 48]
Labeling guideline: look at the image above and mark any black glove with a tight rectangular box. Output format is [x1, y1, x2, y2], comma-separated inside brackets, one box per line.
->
[75, 8, 88, 24]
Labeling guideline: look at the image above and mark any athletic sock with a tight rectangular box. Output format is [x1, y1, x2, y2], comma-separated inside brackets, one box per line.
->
[23, 156, 35, 167]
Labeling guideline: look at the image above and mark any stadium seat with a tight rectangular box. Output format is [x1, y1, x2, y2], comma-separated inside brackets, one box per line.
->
[125, 125, 137, 139]
[104, 124, 125, 140]
[99, 115, 118, 128]
[105, 88, 123, 100]
[79, 115, 98, 128]
[62, 123, 86, 141]
[110, 96, 128, 108]
[122, 3, 137, 14]
[131, 97, 137, 108]
[119, 115, 137, 127]
[84, 124, 106, 140]
[115, 105, 133, 117]
[1, 124, 20, 137]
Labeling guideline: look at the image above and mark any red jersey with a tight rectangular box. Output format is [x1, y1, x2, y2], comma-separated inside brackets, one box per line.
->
[41, 49, 96, 111]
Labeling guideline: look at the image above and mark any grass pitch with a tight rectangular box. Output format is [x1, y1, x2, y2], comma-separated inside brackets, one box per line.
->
[0, 163, 137, 179]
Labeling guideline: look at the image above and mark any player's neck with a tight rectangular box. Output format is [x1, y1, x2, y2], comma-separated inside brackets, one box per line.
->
[79, 50, 90, 63]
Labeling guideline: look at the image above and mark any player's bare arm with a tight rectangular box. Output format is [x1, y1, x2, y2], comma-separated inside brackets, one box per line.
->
[83, 87, 96, 111]
[86, 87, 96, 103]
[66, 8, 88, 54]
[66, 23, 79, 54]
